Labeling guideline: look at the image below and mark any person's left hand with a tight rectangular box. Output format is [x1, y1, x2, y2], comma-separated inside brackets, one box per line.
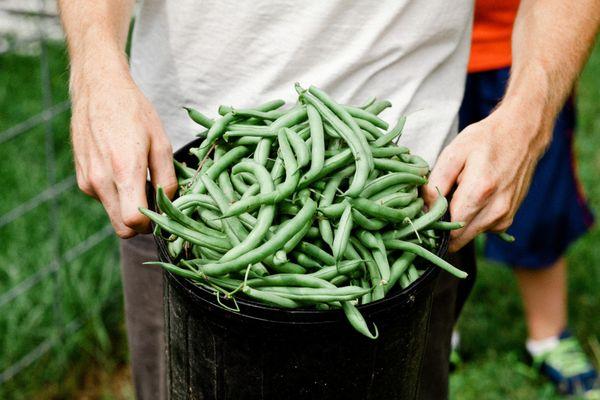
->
[423, 104, 552, 252]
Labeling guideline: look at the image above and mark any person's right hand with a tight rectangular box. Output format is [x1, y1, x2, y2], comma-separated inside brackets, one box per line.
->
[69, 62, 177, 238]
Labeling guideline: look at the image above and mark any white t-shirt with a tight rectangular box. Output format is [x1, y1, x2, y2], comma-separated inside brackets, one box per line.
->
[131, 1, 474, 166]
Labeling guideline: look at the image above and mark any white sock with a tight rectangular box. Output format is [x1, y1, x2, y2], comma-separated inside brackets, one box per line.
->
[526, 335, 560, 357]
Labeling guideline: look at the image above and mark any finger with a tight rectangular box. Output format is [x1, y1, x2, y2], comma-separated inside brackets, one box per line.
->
[423, 145, 467, 207]
[114, 155, 152, 234]
[95, 179, 137, 238]
[449, 195, 512, 252]
[149, 138, 177, 199]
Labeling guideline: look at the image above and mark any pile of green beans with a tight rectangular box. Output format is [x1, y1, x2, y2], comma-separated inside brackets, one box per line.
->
[142, 84, 467, 339]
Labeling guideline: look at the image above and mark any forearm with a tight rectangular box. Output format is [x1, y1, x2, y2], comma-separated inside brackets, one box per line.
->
[501, 0, 600, 151]
[58, 1, 135, 98]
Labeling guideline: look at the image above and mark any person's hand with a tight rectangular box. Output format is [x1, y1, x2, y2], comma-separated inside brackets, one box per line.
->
[70, 61, 177, 238]
[423, 103, 551, 252]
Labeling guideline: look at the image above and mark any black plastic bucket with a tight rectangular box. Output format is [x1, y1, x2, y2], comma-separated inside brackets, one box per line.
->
[159, 139, 449, 400]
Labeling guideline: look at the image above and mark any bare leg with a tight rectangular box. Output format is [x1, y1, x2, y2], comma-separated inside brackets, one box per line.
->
[514, 257, 567, 340]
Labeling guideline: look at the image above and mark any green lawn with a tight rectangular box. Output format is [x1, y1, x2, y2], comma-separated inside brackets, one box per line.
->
[0, 43, 126, 399]
[0, 40, 598, 399]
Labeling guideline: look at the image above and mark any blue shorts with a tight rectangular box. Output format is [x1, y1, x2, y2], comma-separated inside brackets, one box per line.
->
[459, 67, 594, 269]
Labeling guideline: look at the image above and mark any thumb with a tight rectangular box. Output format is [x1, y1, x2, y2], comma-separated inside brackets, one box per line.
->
[423, 143, 467, 207]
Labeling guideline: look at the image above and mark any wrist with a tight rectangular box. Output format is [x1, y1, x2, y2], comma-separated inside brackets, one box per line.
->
[68, 38, 131, 102]
[496, 66, 554, 154]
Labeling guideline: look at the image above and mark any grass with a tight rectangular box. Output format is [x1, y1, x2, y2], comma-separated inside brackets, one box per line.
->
[0, 39, 598, 399]
[0, 43, 126, 399]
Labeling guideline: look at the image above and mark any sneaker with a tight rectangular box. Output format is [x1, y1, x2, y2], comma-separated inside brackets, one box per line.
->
[532, 330, 599, 396]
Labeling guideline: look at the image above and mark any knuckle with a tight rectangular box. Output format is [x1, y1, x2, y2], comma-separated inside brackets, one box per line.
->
[116, 227, 137, 239]
[122, 211, 148, 230]
[76, 173, 94, 196]
[495, 217, 514, 232]
[88, 171, 109, 190]
[477, 180, 496, 201]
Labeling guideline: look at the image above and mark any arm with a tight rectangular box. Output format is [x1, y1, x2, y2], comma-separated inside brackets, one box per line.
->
[424, 0, 600, 252]
[58, 1, 177, 238]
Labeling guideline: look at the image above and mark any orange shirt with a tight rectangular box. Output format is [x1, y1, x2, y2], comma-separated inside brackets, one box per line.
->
[468, 0, 520, 73]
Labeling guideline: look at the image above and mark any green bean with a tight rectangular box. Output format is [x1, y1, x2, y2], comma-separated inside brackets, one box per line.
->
[172, 193, 219, 212]
[300, 104, 326, 183]
[232, 108, 287, 121]
[247, 274, 333, 289]
[235, 136, 262, 146]
[355, 118, 384, 139]
[208, 164, 277, 262]
[199, 198, 316, 275]
[230, 172, 251, 193]
[299, 242, 335, 266]
[218, 99, 286, 116]
[173, 159, 196, 179]
[351, 238, 384, 301]
[262, 255, 306, 274]
[184, 106, 214, 129]
[383, 239, 467, 278]
[383, 192, 448, 240]
[407, 265, 420, 284]
[372, 116, 406, 147]
[310, 260, 362, 280]
[254, 138, 273, 165]
[400, 275, 410, 289]
[242, 286, 302, 308]
[498, 232, 516, 242]
[198, 208, 224, 230]
[223, 130, 300, 217]
[373, 158, 429, 176]
[189, 146, 250, 194]
[331, 275, 349, 286]
[218, 172, 239, 202]
[400, 153, 429, 171]
[373, 233, 390, 283]
[308, 87, 374, 169]
[376, 190, 418, 208]
[156, 187, 219, 236]
[317, 165, 355, 247]
[332, 202, 353, 262]
[428, 221, 465, 231]
[284, 220, 311, 253]
[294, 252, 322, 269]
[360, 172, 426, 198]
[273, 250, 288, 266]
[193, 112, 236, 162]
[140, 208, 231, 252]
[351, 209, 388, 231]
[344, 105, 389, 130]
[357, 97, 376, 109]
[360, 278, 372, 304]
[260, 285, 369, 302]
[198, 247, 226, 261]
[297, 84, 372, 196]
[370, 145, 410, 158]
[284, 127, 310, 168]
[385, 253, 417, 294]
[145, 261, 202, 280]
[364, 100, 392, 115]
[342, 302, 378, 339]
[351, 198, 424, 223]
[167, 237, 184, 259]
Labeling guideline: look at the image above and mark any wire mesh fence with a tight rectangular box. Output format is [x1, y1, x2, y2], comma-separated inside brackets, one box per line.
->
[0, 1, 122, 394]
